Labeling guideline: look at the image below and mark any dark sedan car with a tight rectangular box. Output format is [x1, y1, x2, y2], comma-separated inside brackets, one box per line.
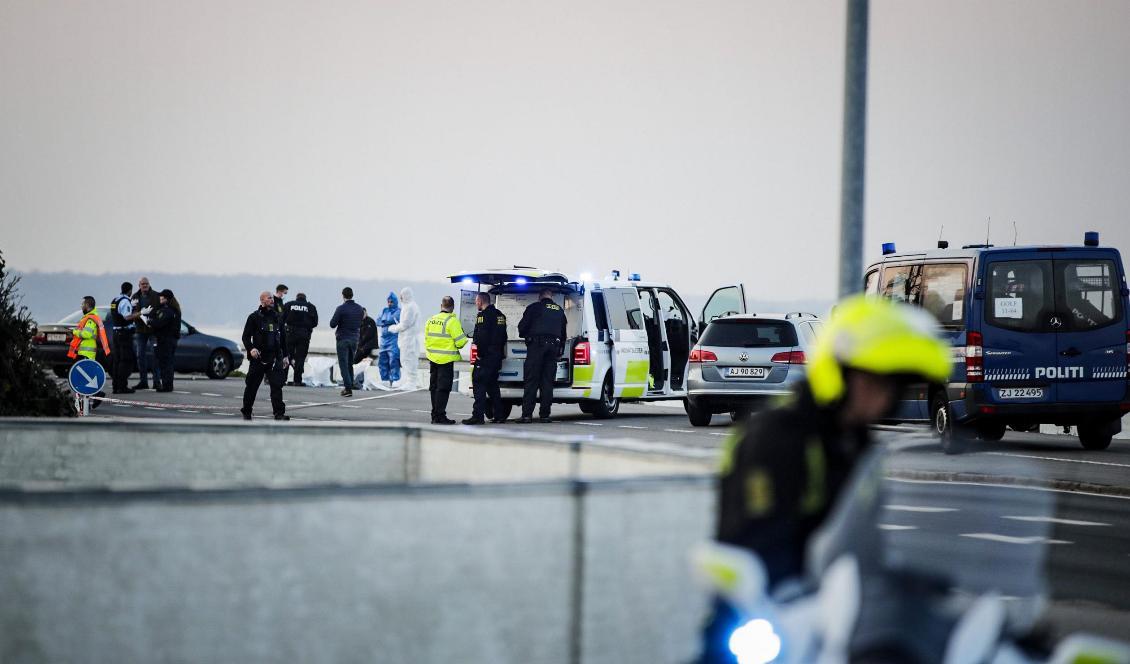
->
[32, 310, 244, 379]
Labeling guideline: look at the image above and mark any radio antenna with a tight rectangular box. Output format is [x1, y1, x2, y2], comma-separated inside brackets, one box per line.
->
[938, 224, 944, 243]
[1012, 220, 1018, 246]
[985, 216, 991, 246]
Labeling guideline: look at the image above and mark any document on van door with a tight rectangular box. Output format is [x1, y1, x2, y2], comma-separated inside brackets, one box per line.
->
[995, 297, 1023, 319]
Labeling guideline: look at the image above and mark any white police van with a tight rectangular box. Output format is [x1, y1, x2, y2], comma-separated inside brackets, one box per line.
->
[450, 268, 746, 419]
[865, 232, 1129, 452]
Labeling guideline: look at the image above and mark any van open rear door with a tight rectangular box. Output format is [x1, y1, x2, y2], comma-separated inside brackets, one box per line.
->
[700, 285, 747, 329]
[599, 287, 650, 399]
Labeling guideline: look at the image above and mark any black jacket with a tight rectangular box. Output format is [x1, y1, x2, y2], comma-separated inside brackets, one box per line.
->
[284, 299, 319, 334]
[131, 289, 160, 334]
[149, 303, 181, 341]
[242, 306, 287, 361]
[518, 297, 567, 341]
[358, 316, 378, 352]
[716, 385, 867, 586]
[472, 305, 507, 360]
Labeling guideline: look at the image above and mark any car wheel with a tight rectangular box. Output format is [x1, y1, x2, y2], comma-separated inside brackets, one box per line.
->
[685, 398, 712, 427]
[1077, 423, 1113, 451]
[931, 391, 967, 455]
[975, 422, 1007, 442]
[591, 375, 619, 419]
[578, 401, 595, 415]
[206, 349, 232, 379]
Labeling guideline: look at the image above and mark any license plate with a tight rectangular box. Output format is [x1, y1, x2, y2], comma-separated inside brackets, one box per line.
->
[727, 367, 768, 378]
[47, 333, 67, 343]
[997, 387, 1044, 399]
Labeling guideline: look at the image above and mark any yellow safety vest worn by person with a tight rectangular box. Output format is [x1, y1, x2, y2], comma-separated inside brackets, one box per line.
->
[425, 312, 468, 364]
[68, 309, 111, 360]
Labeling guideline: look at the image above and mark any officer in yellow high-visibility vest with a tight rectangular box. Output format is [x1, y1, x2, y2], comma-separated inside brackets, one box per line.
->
[424, 296, 468, 424]
[68, 295, 112, 408]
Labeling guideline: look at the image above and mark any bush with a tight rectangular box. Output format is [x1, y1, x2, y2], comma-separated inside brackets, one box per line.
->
[0, 250, 75, 416]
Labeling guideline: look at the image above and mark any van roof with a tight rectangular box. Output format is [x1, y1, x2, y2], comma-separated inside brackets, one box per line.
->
[449, 268, 570, 286]
[868, 244, 1120, 267]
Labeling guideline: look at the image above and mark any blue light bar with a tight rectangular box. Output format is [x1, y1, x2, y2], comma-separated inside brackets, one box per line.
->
[629, 273, 641, 281]
[461, 277, 475, 286]
[1084, 231, 1099, 247]
[515, 277, 528, 285]
[881, 242, 897, 255]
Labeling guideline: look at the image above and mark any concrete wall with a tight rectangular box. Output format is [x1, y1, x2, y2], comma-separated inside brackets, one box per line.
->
[0, 420, 717, 664]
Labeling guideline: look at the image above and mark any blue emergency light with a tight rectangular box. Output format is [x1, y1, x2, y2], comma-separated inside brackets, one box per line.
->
[629, 273, 641, 281]
[881, 242, 897, 255]
[461, 277, 475, 286]
[515, 277, 528, 285]
[612, 270, 621, 281]
[1084, 231, 1100, 247]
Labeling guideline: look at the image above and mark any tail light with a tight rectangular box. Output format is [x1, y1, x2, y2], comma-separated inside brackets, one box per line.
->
[573, 341, 591, 365]
[469, 344, 478, 363]
[689, 348, 718, 363]
[966, 331, 984, 383]
[770, 351, 807, 364]
[32, 333, 46, 345]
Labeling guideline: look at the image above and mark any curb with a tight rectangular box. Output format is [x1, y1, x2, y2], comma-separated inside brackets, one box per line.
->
[886, 469, 1130, 498]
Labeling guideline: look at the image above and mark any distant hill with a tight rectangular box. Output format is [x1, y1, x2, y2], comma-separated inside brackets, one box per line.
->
[13, 270, 833, 329]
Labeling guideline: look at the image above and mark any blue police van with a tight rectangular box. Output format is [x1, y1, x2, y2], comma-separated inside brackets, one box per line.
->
[865, 232, 1130, 453]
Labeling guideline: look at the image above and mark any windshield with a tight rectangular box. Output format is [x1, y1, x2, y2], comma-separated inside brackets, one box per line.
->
[57, 310, 85, 325]
[700, 320, 798, 348]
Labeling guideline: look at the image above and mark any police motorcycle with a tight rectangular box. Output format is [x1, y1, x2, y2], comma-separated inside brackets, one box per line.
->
[692, 448, 1130, 664]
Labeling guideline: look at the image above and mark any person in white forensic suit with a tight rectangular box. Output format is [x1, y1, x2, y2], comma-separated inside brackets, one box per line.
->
[389, 286, 422, 389]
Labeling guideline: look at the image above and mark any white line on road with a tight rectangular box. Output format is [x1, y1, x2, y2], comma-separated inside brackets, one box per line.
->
[618, 425, 648, 430]
[573, 422, 603, 426]
[1002, 516, 1110, 527]
[878, 524, 918, 531]
[174, 390, 191, 395]
[340, 405, 360, 409]
[984, 451, 1130, 469]
[709, 432, 729, 437]
[201, 393, 223, 397]
[178, 410, 199, 414]
[212, 412, 234, 416]
[663, 429, 697, 434]
[287, 388, 425, 411]
[960, 533, 1072, 545]
[375, 407, 400, 411]
[886, 477, 1130, 501]
[886, 505, 958, 513]
[144, 407, 162, 411]
[412, 410, 430, 414]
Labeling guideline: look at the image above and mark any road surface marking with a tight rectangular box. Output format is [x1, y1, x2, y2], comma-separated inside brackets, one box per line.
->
[212, 412, 234, 416]
[886, 505, 958, 513]
[574, 422, 603, 426]
[618, 425, 648, 430]
[201, 393, 223, 397]
[178, 410, 199, 414]
[144, 407, 162, 411]
[886, 477, 1130, 501]
[174, 390, 191, 395]
[1002, 516, 1110, 527]
[960, 533, 1072, 545]
[340, 404, 360, 409]
[878, 524, 918, 531]
[285, 388, 425, 411]
[984, 452, 1130, 469]
[709, 432, 729, 437]
[375, 407, 400, 411]
[664, 429, 697, 434]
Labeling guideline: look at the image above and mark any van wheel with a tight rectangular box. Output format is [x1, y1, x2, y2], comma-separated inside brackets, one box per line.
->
[685, 399, 712, 427]
[976, 422, 1007, 442]
[1077, 424, 1113, 451]
[578, 402, 595, 415]
[591, 376, 619, 419]
[931, 391, 967, 455]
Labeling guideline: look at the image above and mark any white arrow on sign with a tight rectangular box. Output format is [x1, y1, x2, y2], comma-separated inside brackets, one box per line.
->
[74, 363, 100, 389]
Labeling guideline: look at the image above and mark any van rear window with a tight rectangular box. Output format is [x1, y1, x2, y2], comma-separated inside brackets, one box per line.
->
[985, 258, 1123, 332]
[700, 320, 798, 348]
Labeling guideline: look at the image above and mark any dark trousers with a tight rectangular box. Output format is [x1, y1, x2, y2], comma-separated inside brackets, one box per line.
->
[336, 338, 358, 390]
[471, 356, 502, 420]
[134, 332, 161, 386]
[243, 356, 286, 416]
[522, 339, 559, 418]
[429, 360, 454, 421]
[155, 337, 176, 391]
[287, 330, 311, 385]
[111, 330, 136, 391]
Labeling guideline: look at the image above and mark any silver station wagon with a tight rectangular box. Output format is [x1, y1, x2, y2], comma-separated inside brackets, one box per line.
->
[684, 313, 823, 426]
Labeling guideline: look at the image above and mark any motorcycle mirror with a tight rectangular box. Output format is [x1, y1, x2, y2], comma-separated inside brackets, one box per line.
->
[943, 593, 1006, 664]
[817, 555, 861, 656]
[690, 541, 768, 614]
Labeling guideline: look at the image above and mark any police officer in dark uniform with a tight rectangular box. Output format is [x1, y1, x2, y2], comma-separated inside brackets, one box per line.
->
[283, 292, 318, 386]
[109, 281, 137, 394]
[463, 292, 508, 425]
[241, 290, 290, 421]
[517, 288, 567, 423]
[265, 284, 288, 386]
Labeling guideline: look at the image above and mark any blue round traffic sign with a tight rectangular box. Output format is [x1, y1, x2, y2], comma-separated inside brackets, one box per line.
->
[68, 359, 107, 396]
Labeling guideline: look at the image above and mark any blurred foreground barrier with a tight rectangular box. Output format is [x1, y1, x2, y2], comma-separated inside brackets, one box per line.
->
[0, 419, 716, 664]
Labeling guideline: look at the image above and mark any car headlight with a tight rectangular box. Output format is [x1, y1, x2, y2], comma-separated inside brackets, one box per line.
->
[728, 618, 781, 664]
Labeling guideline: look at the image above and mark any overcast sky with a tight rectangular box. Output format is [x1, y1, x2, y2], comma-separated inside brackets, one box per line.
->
[2, 1, 1128, 299]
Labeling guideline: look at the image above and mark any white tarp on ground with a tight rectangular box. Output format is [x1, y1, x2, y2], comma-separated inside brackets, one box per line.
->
[294, 355, 430, 391]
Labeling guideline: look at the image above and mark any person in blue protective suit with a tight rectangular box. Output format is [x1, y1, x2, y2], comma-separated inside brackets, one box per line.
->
[375, 291, 402, 389]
